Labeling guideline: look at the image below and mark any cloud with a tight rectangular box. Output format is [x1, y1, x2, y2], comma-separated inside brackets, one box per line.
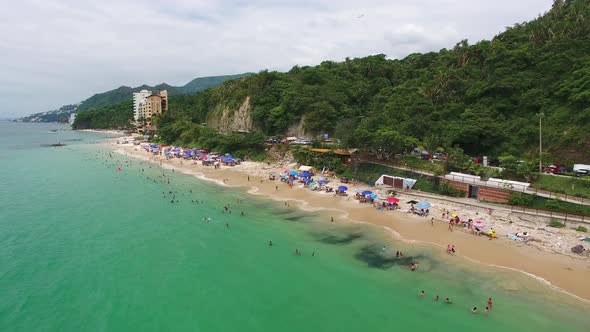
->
[0, 0, 553, 116]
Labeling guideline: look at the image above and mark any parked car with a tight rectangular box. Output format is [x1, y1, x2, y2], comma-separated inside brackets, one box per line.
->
[576, 169, 589, 177]
[432, 152, 447, 160]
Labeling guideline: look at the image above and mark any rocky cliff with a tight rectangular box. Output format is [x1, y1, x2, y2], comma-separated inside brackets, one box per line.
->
[207, 97, 254, 133]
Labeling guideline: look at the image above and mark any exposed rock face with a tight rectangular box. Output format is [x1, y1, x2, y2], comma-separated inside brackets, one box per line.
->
[207, 97, 253, 133]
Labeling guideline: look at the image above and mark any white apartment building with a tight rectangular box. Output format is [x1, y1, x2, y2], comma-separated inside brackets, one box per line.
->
[133, 89, 152, 121]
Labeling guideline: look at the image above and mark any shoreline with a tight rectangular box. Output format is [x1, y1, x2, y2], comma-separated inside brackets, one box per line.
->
[109, 142, 590, 304]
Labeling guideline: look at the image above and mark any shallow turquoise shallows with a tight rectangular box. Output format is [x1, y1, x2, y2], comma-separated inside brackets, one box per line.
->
[0, 122, 588, 332]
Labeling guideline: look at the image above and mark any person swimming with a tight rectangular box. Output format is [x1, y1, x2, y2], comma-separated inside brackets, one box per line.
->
[434, 295, 439, 301]
[485, 307, 489, 315]
[487, 298, 493, 308]
[295, 249, 300, 255]
[269, 241, 273, 246]
[445, 298, 452, 304]
[419, 290, 425, 297]
[471, 307, 477, 313]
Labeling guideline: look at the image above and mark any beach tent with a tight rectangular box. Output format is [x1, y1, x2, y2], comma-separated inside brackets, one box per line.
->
[416, 202, 431, 209]
[298, 165, 313, 172]
[338, 185, 348, 191]
[309, 181, 318, 187]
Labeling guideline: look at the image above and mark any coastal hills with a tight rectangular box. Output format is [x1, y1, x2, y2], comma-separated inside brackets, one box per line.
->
[17, 73, 251, 123]
[154, 0, 590, 163]
[79, 0, 588, 162]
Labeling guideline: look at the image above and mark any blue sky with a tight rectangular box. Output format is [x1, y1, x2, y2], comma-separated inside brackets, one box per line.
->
[0, 0, 553, 117]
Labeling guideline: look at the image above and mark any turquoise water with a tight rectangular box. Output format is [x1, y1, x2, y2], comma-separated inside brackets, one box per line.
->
[0, 122, 589, 331]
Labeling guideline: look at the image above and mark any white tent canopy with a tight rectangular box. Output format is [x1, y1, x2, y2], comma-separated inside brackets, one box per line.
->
[298, 165, 314, 172]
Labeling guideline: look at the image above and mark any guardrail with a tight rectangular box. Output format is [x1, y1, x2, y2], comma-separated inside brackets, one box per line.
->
[508, 206, 589, 224]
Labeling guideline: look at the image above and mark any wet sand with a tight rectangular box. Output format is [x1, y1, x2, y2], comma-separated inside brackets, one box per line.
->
[113, 144, 590, 303]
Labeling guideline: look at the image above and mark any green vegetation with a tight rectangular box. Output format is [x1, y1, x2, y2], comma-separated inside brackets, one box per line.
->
[574, 226, 588, 232]
[508, 193, 535, 206]
[155, 115, 265, 160]
[439, 183, 466, 197]
[548, 219, 566, 228]
[528, 197, 590, 216]
[532, 174, 590, 198]
[72, 74, 250, 130]
[157, 0, 590, 163]
[77, 74, 251, 112]
[72, 101, 133, 130]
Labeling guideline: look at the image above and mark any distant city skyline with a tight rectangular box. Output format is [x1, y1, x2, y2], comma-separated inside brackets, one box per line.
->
[1, 0, 553, 117]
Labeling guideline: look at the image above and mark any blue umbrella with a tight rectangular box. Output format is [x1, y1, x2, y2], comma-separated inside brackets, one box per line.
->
[416, 202, 431, 209]
[300, 172, 312, 178]
[289, 170, 298, 176]
[362, 190, 372, 196]
[369, 193, 378, 199]
[338, 185, 348, 191]
[318, 179, 328, 185]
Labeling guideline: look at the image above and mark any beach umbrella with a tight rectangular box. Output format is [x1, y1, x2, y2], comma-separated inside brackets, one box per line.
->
[300, 172, 312, 178]
[473, 220, 485, 228]
[451, 213, 457, 218]
[289, 170, 298, 176]
[416, 202, 431, 209]
[369, 193, 378, 199]
[317, 176, 326, 181]
[338, 185, 348, 191]
[355, 189, 364, 193]
[386, 197, 399, 203]
[318, 179, 328, 185]
[362, 190, 372, 196]
[309, 181, 318, 187]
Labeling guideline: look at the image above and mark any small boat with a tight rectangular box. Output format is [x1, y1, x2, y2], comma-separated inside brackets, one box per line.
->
[48, 129, 58, 133]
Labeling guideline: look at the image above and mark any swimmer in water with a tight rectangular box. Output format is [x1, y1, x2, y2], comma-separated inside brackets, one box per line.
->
[485, 307, 489, 315]
[434, 295, 439, 301]
[419, 290, 424, 297]
[471, 307, 477, 313]
[445, 298, 452, 304]
[487, 298, 493, 308]
[295, 249, 300, 255]
[269, 241, 273, 246]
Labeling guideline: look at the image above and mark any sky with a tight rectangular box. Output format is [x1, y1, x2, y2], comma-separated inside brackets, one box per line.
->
[0, 0, 554, 117]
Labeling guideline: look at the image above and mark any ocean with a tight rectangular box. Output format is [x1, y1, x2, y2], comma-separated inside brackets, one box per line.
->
[0, 121, 588, 331]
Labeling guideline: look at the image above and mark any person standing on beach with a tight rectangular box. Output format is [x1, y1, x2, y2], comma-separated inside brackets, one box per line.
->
[448, 220, 453, 232]
[431, 217, 434, 226]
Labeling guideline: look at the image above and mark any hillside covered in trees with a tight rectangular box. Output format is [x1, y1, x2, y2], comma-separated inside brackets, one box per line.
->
[155, 0, 590, 163]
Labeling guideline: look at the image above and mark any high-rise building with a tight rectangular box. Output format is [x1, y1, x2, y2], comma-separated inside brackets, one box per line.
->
[133, 89, 152, 121]
[133, 90, 168, 123]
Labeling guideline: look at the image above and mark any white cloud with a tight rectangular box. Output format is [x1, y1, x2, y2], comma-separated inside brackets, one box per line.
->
[0, 0, 553, 116]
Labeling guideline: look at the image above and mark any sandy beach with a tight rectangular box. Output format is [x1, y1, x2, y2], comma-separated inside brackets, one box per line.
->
[111, 141, 590, 303]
